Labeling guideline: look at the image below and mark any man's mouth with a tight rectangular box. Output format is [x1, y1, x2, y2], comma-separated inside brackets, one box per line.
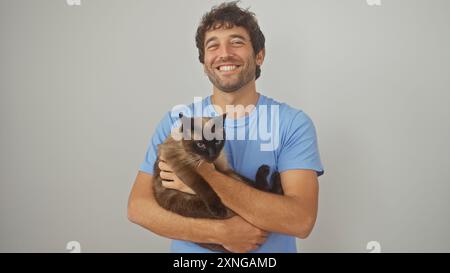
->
[215, 64, 241, 73]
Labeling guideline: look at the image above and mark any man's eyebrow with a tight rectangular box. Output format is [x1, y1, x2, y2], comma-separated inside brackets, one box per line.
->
[204, 34, 248, 46]
[229, 34, 247, 41]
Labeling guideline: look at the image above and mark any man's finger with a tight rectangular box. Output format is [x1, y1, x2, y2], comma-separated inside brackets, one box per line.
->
[161, 180, 177, 190]
[160, 170, 174, 180]
[256, 229, 269, 237]
[256, 236, 268, 245]
[158, 161, 172, 172]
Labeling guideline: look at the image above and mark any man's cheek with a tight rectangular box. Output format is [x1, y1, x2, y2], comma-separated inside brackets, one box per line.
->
[203, 64, 211, 74]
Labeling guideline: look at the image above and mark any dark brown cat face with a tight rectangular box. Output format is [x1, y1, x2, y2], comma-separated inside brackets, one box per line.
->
[179, 113, 227, 163]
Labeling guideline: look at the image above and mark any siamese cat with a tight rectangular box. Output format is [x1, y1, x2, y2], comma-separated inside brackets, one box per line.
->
[152, 113, 283, 252]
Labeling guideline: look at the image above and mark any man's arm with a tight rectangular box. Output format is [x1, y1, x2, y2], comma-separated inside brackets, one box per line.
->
[196, 164, 319, 239]
[127, 171, 268, 252]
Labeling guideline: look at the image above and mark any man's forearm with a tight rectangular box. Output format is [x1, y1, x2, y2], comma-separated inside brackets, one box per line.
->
[128, 196, 225, 244]
[197, 168, 313, 237]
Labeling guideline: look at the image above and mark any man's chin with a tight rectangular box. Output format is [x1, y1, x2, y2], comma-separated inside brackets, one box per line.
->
[218, 87, 240, 93]
[215, 82, 242, 93]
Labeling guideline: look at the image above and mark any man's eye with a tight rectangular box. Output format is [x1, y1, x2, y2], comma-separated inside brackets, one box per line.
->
[207, 44, 218, 49]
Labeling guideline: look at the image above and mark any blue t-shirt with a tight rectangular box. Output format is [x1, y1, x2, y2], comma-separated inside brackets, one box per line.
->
[139, 94, 324, 253]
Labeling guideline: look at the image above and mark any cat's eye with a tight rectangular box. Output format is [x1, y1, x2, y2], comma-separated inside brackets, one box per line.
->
[196, 142, 206, 149]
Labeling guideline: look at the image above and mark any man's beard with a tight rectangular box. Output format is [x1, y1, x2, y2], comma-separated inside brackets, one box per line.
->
[205, 57, 256, 93]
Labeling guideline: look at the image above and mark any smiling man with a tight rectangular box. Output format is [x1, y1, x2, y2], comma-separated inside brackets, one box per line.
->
[128, 1, 324, 253]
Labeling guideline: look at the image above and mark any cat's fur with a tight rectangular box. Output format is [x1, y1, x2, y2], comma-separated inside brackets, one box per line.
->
[152, 113, 283, 252]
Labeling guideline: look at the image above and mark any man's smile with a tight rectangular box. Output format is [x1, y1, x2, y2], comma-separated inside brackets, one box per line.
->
[215, 64, 241, 75]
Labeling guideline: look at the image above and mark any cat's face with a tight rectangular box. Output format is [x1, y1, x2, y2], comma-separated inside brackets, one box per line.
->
[179, 113, 227, 163]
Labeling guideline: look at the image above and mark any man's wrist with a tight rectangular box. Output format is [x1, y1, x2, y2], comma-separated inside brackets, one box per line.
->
[196, 161, 217, 178]
[210, 219, 228, 245]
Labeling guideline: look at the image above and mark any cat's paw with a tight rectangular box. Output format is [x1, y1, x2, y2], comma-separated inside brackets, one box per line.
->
[207, 202, 228, 218]
[254, 165, 271, 191]
[270, 171, 283, 194]
[270, 170, 280, 183]
[256, 164, 270, 179]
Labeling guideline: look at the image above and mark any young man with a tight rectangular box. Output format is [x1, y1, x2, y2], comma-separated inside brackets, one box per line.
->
[128, 2, 324, 253]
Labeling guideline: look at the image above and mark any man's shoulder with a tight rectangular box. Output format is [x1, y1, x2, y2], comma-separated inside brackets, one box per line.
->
[261, 94, 308, 122]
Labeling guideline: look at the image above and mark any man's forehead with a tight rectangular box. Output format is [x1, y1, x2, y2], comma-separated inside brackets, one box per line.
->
[204, 25, 250, 42]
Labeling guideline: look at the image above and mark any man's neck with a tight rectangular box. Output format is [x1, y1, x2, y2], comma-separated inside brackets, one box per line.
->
[211, 81, 260, 119]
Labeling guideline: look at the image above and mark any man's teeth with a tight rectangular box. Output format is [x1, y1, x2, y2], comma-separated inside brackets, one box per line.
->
[218, 65, 238, 71]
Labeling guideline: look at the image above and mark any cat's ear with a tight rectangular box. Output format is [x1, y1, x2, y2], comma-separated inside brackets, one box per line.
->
[216, 113, 227, 127]
[179, 112, 189, 138]
[179, 112, 194, 129]
[179, 112, 183, 131]
[178, 112, 195, 140]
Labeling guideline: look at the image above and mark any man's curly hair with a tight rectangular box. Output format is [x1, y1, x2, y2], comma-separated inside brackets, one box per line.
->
[195, 1, 266, 80]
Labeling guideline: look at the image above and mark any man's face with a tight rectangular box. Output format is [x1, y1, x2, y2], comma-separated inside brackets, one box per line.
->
[203, 25, 264, 93]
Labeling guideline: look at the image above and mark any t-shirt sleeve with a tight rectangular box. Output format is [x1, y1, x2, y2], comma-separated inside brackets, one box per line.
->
[138, 111, 176, 175]
[277, 111, 324, 177]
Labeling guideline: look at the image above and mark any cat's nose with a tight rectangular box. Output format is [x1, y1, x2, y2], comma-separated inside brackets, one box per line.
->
[208, 147, 215, 158]
[206, 153, 216, 162]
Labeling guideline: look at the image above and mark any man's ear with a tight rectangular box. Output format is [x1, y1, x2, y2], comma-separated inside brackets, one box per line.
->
[256, 48, 265, 66]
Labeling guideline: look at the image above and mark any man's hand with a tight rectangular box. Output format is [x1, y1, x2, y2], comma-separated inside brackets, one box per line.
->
[196, 160, 216, 176]
[158, 158, 269, 252]
[216, 216, 269, 253]
[158, 159, 196, 195]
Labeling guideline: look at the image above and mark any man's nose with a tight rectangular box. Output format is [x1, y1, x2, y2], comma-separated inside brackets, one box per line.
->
[217, 44, 234, 60]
